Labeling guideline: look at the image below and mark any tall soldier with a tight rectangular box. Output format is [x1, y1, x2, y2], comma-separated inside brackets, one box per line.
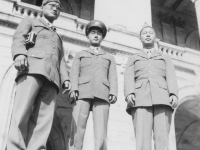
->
[7, 0, 71, 150]
[69, 20, 118, 150]
[124, 24, 178, 150]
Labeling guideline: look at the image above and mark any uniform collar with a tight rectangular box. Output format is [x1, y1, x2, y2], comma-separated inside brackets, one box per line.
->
[39, 17, 56, 31]
[90, 46, 100, 51]
[142, 48, 154, 54]
[85, 47, 106, 55]
[138, 48, 161, 59]
[42, 16, 53, 27]
[150, 50, 162, 58]
[38, 17, 49, 28]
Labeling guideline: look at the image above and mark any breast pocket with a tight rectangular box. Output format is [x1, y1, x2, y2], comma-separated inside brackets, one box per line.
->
[101, 55, 110, 69]
[37, 31, 50, 39]
[80, 54, 92, 67]
[134, 58, 146, 71]
[153, 57, 166, 71]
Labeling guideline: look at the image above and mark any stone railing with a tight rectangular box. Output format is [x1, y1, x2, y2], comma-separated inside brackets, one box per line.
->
[14, 2, 42, 19]
[1, 0, 200, 67]
[158, 41, 184, 59]
[13, 2, 88, 33]
[12, 2, 38, 17]
[158, 41, 200, 66]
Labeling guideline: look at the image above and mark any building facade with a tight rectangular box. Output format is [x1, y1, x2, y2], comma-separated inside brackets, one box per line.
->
[0, 0, 200, 150]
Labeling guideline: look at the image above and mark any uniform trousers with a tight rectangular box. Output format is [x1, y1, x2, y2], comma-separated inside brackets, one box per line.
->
[70, 98, 109, 150]
[131, 105, 172, 150]
[7, 74, 57, 150]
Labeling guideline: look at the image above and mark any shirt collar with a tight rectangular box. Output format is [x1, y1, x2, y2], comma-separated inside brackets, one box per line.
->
[90, 46, 100, 51]
[142, 48, 155, 54]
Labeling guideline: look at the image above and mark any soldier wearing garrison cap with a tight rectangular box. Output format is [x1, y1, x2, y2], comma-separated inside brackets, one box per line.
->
[69, 20, 118, 150]
[124, 23, 178, 150]
[6, 0, 71, 150]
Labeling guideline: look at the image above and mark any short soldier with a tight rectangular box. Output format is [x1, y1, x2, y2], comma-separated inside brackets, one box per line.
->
[7, 0, 71, 150]
[69, 20, 118, 150]
[124, 24, 178, 150]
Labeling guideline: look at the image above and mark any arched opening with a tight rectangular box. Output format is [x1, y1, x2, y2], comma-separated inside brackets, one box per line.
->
[151, 0, 199, 49]
[0, 64, 70, 150]
[185, 31, 200, 51]
[175, 95, 200, 150]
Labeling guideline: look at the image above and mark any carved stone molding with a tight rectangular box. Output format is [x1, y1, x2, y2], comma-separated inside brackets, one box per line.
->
[174, 65, 196, 75]
[0, 19, 18, 29]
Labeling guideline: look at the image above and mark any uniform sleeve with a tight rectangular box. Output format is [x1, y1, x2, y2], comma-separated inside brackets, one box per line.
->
[165, 55, 178, 98]
[69, 53, 80, 92]
[124, 55, 135, 98]
[11, 17, 32, 60]
[60, 44, 70, 86]
[108, 55, 118, 98]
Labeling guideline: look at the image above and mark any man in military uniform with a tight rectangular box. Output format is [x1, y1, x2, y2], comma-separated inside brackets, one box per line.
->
[124, 24, 178, 150]
[7, 0, 70, 150]
[69, 20, 118, 150]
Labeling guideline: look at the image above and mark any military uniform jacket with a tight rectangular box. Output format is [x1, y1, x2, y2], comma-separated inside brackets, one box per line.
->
[70, 48, 118, 103]
[124, 50, 178, 114]
[11, 17, 69, 92]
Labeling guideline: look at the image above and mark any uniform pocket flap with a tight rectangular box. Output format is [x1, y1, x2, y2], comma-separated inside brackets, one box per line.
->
[34, 24, 48, 29]
[79, 77, 90, 85]
[158, 81, 168, 90]
[28, 50, 45, 59]
[102, 78, 110, 87]
[37, 34, 49, 39]
[79, 53, 92, 58]
[101, 55, 110, 60]
[153, 56, 164, 60]
[135, 81, 143, 89]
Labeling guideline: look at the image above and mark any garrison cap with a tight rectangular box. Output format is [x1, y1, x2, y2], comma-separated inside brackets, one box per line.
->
[140, 22, 155, 35]
[42, 0, 61, 5]
[85, 20, 107, 38]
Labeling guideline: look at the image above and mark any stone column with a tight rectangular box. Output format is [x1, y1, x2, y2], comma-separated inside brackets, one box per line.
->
[94, 0, 152, 33]
[192, 0, 200, 37]
[0, 0, 15, 14]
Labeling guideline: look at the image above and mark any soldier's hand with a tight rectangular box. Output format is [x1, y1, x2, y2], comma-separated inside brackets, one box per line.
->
[62, 80, 71, 94]
[14, 55, 28, 72]
[126, 94, 135, 106]
[169, 95, 178, 108]
[69, 90, 79, 103]
[109, 94, 117, 104]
